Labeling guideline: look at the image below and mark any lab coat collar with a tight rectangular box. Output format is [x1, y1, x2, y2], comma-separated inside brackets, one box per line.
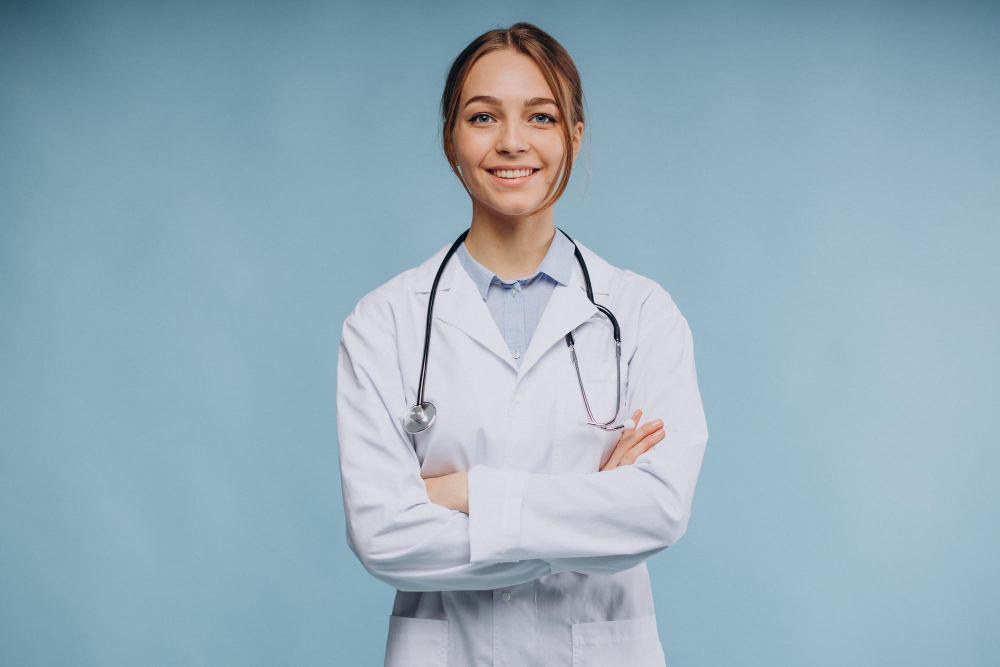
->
[413, 234, 611, 379]
[413, 234, 609, 295]
[455, 227, 576, 300]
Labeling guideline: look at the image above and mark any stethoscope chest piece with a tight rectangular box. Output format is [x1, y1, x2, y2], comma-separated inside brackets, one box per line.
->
[404, 401, 437, 434]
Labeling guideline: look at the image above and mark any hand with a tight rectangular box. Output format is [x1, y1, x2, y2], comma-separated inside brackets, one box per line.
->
[423, 471, 469, 514]
[600, 409, 664, 471]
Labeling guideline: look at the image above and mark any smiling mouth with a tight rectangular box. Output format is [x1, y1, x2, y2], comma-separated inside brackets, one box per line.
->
[486, 168, 540, 183]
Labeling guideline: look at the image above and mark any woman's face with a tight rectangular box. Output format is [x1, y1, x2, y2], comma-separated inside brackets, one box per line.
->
[452, 49, 584, 219]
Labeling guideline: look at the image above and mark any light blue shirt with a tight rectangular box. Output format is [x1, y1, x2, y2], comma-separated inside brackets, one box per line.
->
[455, 230, 576, 367]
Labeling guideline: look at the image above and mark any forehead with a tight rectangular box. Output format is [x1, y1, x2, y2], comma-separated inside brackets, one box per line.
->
[461, 49, 554, 104]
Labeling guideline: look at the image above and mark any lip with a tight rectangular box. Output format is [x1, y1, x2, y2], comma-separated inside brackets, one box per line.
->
[485, 164, 539, 171]
[485, 167, 540, 188]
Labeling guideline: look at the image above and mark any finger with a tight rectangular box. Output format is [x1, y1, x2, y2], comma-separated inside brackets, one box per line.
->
[608, 409, 661, 467]
[626, 427, 665, 463]
[603, 440, 626, 470]
[626, 419, 662, 448]
[605, 416, 659, 469]
[607, 412, 640, 461]
[605, 425, 638, 468]
[620, 427, 665, 466]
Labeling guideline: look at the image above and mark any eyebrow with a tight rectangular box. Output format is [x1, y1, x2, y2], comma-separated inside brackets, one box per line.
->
[463, 95, 558, 109]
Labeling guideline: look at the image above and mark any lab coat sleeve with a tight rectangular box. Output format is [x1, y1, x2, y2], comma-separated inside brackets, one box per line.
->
[546, 548, 668, 576]
[337, 292, 554, 592]
[467, 282, 709, 564]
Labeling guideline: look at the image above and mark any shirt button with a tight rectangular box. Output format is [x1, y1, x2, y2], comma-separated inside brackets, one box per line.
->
[512, 350, 520, 359]
[501, 592, 511, 601]
[511, 287, 518, 297]
[514, 393, 525, 403]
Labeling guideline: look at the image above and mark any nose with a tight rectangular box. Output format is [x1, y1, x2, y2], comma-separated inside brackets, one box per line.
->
[496, 122, 528, 155]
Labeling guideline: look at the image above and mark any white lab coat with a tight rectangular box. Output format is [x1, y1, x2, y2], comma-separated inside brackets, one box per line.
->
[337, 237, 708, 667]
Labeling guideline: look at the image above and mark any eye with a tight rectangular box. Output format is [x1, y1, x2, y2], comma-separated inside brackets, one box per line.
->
[531, 113, 557, 124]
[469, 113, 494, 124]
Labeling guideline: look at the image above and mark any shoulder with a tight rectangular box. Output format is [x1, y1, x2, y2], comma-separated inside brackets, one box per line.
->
[341, 273, 408, 341]
[341, 241, 451, 337]
[574, 238, 683, 325]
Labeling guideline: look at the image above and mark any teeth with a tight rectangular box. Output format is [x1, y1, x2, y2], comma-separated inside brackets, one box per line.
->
[492, 168, 534, 179]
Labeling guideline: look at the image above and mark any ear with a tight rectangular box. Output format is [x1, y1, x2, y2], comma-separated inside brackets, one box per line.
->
[571, 120, 584, 162]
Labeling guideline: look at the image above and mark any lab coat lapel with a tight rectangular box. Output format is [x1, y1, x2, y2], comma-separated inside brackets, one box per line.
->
[412, 237, 609, 378]
[432, 253, 520, 372]
[516, 262, 599, 381]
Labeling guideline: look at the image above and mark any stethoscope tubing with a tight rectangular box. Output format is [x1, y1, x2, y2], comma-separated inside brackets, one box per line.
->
[407, 226, 627, 434]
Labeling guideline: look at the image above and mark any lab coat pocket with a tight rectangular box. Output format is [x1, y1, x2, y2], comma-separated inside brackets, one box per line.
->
[571, 614, 665, 667]
[384, 615, 449, 667]
[554, 361, 625, 473]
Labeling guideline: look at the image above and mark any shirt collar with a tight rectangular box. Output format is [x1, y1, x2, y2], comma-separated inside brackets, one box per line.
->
[455, 228, 576, 300]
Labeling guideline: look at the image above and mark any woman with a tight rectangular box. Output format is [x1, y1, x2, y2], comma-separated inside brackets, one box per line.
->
[337, 22, 708, 667]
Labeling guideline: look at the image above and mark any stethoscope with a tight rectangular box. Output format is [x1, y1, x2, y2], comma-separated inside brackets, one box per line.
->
[404, 227, 635, 435]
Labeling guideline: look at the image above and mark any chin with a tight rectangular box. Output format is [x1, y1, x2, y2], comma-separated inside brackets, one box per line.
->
[488, 201, 544, 218]
[481, 191, 543, 212]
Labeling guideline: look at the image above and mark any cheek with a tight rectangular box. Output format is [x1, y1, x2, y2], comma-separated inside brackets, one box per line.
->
[454, 130, 490, 162]
[539, 142, 567, 171]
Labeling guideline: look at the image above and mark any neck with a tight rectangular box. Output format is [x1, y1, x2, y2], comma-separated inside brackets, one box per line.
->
[464, 203, 557, 282]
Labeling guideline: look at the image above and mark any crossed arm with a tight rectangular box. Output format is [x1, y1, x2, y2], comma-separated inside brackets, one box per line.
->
[336, 282, 708, 592]
[422, 405, 667, 513]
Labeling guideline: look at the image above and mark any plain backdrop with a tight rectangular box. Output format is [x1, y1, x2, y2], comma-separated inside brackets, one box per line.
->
[1, 1, 997, 665]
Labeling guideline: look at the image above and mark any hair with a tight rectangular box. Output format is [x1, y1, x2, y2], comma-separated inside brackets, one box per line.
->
[439, 22, 589, 216]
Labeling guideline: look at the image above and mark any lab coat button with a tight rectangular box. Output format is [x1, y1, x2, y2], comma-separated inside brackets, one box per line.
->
[512, 350, 520, 359]
[514, 393, 525, 403]
[501, 592, 511, 601]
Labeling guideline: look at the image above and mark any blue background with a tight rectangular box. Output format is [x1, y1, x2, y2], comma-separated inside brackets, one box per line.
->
[1, 1, 997, 665]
